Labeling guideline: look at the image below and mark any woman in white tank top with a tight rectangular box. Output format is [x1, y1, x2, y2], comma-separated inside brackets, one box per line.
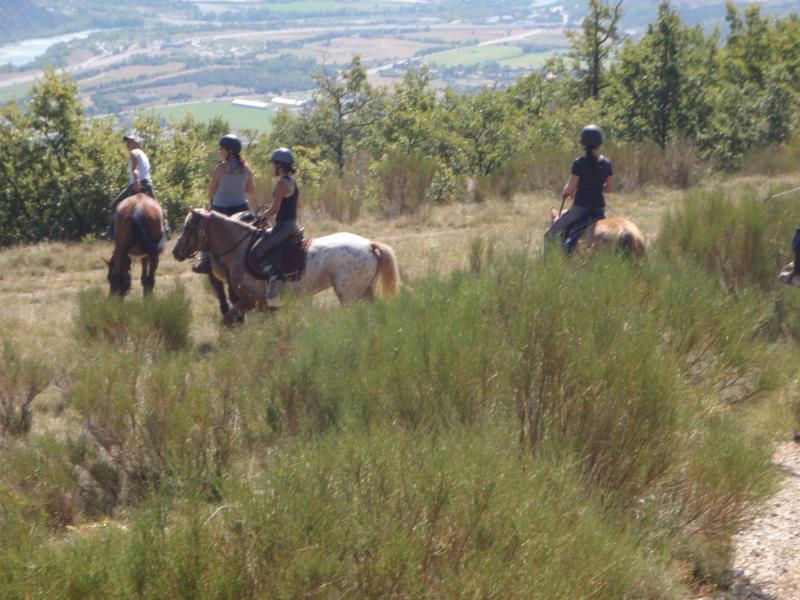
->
[102, 134, 157, 239]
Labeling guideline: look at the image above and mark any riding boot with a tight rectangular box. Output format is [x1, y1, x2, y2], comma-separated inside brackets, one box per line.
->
[192, 251, 212, 274]
[266, 278, 283, 308]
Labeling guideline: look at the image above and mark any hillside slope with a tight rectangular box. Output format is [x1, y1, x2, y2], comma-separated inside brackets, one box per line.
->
[0, 0, 66, 41]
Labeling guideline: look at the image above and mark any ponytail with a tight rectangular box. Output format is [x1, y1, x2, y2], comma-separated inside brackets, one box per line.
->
[585, 145, 602, 173]
[227, 152, 250, 173]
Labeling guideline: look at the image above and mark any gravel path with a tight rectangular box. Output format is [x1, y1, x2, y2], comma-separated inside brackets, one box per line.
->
[727, 441, 800, 599]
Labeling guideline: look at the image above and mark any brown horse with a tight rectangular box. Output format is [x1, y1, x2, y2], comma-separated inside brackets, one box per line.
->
[105, 194, 167, 296]
[549, 208, 646, 259]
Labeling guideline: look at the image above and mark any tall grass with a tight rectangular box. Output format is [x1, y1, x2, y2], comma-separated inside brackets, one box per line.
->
[74, 283, 192, 351]
[2, 187, 798, 597]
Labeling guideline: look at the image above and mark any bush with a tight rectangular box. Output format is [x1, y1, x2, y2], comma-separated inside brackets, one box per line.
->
[374, 151, 436, 216]
[74, 284, 192, 352]
[0, 341, 52, 437]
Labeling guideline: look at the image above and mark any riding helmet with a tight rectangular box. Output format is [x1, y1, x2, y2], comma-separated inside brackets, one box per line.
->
[219, 134, 242, 154]
[580, 124, 604, 147]
[270, 147, 294, 166]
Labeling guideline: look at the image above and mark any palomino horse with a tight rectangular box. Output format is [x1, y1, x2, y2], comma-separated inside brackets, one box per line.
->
[549, 208, 646, 258]
[172, 209, 399, 323]
[105, 194, 167, 295]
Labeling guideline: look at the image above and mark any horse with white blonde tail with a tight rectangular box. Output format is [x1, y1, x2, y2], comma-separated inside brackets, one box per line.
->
[172, 209, 399, 324]
[549, 208, 646, 259]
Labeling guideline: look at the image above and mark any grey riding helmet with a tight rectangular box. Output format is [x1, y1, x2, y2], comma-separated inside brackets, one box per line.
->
[580, 125, 604, 147]
[270, 147, 294, 166]
[219, 134, 242, 154]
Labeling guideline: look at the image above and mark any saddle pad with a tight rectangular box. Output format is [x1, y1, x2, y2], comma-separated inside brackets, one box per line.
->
[244, 233, 309, 281]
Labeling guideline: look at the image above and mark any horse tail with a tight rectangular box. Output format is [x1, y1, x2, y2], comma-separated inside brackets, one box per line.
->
[618, 230, 645, 259]
[370, 241, 399, 298]
[132, 203, 166, 255]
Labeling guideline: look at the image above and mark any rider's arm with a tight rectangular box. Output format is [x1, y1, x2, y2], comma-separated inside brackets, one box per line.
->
[208, 165, 223, 206]
[130, 151, 141, 191]
[603, 175, 614, 194]
[562, 174, 579, 199]
[245, 169, 256, 202]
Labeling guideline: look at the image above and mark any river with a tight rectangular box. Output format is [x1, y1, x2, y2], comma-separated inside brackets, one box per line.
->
[0, 30, 97, 68]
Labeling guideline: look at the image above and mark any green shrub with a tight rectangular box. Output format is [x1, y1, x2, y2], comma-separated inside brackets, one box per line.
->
[74, 284, 192, 352]
[0, 341, 52, 437]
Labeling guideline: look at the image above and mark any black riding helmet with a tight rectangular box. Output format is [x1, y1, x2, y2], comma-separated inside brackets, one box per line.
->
[270, 147, 294, 166]
[219, 134, 242, 155]
[580, 125, 604, 147]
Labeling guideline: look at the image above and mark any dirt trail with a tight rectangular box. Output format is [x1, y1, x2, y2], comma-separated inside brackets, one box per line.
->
[727, 441, 800, 599]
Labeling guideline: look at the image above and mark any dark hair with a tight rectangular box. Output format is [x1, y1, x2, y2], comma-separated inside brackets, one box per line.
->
[224, 151, 250, 174]
[274, 161, 296, 175]
[584, 145, 602, 173]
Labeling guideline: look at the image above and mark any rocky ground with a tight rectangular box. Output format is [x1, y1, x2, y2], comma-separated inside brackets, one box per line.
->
[721, 440, 800, 599]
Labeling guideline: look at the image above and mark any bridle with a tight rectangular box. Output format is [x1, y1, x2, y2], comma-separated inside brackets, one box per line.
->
[179, 212, 253, 260]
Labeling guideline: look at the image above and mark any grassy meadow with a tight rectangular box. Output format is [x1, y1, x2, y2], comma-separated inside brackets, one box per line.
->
[2, 174, 800, 597]
[141, 101, 276, 132]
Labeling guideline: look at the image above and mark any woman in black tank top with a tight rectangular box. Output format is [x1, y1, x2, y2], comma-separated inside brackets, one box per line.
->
[255, 148, 301, 306]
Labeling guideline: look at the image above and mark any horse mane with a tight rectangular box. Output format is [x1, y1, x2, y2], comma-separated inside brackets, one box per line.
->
[207, 210, 259, 231]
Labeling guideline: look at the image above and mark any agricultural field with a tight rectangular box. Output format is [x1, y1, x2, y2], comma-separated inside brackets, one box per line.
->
[140, 100, 276, 131]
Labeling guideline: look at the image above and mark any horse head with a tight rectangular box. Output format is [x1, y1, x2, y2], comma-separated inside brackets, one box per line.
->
[105, 256, 132, 296]
[172, 209, 209, 261]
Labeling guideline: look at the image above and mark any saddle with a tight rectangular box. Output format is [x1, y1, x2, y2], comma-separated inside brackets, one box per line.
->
[562, 210, 605, 254]
[244, 228, 308, 281]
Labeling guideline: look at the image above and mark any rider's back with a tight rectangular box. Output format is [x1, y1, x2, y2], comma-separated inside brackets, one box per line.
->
[572, 155, 612, 209]
[213, 162, 250, 208]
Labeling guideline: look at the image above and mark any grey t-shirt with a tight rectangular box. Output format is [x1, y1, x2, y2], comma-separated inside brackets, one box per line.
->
[213, 162, 250, 208]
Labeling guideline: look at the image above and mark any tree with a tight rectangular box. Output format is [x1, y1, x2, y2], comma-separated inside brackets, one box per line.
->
[309, 57, 384, 176]
[607, 1, 689, 149]
[568, 0, 623, 100]
[0, 68, 123, 244]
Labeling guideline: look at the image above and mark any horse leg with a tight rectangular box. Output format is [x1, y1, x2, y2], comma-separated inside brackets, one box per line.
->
[224, 295, 255, 326]
[142, 255, 157, 295]
[208, 273, 230, 315]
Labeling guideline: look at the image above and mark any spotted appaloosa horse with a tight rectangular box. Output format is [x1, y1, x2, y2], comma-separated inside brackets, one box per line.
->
[105, 194, 167, 296]
[172, 209, 399, 323]
[549, 208, 646, 259]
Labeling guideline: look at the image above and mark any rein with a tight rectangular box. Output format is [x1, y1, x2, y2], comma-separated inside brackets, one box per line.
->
[204, 214, 254, 260]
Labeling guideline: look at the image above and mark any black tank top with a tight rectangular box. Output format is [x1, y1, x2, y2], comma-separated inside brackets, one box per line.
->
[276, 176, 298, 222]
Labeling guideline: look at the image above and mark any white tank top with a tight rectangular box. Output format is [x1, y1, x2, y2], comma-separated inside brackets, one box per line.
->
[129, 149, 151, 183]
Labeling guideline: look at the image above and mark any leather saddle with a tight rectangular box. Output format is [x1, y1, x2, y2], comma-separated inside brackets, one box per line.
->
[244, 228, 308, 282]
[562, 210, 605, 254]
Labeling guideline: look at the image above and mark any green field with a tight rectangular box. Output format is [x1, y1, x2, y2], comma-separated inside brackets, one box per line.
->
[142, 100, 275, 132]
[429, 44, 561, 68]
[499, 49, 559, 68]
[0, 81, 33, 103]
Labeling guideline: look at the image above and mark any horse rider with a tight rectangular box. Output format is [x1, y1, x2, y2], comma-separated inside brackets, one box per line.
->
[545, 124, 614, 247]
[102, 134, 157, 240]
[192, 134, 256, 274]
[256, 147, 301, 306]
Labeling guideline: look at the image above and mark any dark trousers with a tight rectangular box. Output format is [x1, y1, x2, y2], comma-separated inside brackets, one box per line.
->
[110, 179, 155, 215]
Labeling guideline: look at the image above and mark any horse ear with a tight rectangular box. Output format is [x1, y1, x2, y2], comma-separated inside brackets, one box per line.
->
[191, 207, 198, 214]
[102, 257, 110, 265]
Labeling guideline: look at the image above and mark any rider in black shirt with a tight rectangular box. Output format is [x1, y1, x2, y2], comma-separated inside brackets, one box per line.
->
[545, 125, 614, 246]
